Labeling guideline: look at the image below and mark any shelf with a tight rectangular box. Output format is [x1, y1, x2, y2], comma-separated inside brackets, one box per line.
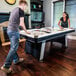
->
[31, 9, 43, 11]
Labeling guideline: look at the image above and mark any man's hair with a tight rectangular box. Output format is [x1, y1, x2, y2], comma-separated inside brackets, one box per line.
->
[19, 0, 28, 5]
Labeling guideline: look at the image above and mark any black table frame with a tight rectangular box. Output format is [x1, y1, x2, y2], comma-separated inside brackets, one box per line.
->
[20, 29, 75, 61]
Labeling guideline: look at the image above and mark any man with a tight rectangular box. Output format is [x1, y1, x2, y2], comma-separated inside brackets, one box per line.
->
[1, 0, 29, 73]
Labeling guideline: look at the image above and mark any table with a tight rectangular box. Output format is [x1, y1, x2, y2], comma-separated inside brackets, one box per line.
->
[20, 27, 75, 61]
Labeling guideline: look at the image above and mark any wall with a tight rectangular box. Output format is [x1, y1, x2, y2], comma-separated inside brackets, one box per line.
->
[0, 0, 30, 14]
[0, 0, 31, 28]
[43, 0, 51, 27]
[42, 0, 58, 27]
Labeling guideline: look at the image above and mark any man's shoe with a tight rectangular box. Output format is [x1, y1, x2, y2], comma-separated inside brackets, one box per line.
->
[14, 58, 24, 65]
[0, 66, 12, 74]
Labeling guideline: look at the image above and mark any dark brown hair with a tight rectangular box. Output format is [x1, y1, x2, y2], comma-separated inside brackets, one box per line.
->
[63, 12, 69, 19]
[19, 0, 28, 5]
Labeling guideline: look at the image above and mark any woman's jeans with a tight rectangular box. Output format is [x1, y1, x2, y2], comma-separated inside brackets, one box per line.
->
[3, 30, 20, 68]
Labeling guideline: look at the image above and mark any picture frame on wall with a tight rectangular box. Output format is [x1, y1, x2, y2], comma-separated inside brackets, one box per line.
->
[5, 0, 16, 5]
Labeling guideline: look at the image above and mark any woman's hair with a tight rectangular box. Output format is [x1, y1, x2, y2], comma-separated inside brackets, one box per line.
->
[63, 12, 69, 19]
[19, 0, 28, 5]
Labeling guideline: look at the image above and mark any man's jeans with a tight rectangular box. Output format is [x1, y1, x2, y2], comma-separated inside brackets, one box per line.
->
[3, 30, 20, 68]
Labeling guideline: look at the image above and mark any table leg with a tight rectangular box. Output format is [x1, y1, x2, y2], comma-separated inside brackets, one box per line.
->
[39, 41, 46, 61]
[65, 35, 68, 47]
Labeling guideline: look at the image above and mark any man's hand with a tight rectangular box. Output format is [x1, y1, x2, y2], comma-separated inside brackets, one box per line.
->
[26, 31, 30, 34]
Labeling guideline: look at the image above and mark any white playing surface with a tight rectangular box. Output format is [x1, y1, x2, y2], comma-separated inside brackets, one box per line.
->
[20, 27, 74, 38]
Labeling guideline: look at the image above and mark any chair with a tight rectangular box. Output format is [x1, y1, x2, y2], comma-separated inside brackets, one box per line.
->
[0, 21, 25, 46]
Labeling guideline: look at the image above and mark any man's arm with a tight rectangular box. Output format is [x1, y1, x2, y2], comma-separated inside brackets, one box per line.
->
[19, 17, 29, 33]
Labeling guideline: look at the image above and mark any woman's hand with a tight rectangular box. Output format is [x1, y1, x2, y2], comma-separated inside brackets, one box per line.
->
[69, 27, 73, 29]
[60, 27, 64, 30]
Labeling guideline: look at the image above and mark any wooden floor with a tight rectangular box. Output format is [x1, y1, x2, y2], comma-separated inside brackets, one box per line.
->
[0, 42, 76, 76]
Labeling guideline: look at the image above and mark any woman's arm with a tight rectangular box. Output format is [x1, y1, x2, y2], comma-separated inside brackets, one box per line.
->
[58, 20, 63, 29]
[68, 18, 70, 28]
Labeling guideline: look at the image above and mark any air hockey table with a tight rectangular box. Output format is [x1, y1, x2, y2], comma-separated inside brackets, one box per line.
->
[20, 27, 75, 61]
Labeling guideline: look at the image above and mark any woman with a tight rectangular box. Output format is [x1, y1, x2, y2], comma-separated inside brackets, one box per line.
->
[58, 12, 70, 29]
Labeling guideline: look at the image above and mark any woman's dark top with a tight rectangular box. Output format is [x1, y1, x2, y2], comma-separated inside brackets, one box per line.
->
[60, 17, 69, 28]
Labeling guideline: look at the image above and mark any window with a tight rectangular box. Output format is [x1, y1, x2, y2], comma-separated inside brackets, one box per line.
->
[53, 0, 76, 29]
[66, 0, 76, 29]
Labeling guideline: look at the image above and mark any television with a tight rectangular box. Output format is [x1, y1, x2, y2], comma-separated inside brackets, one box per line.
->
[31, 11, 43, 22]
